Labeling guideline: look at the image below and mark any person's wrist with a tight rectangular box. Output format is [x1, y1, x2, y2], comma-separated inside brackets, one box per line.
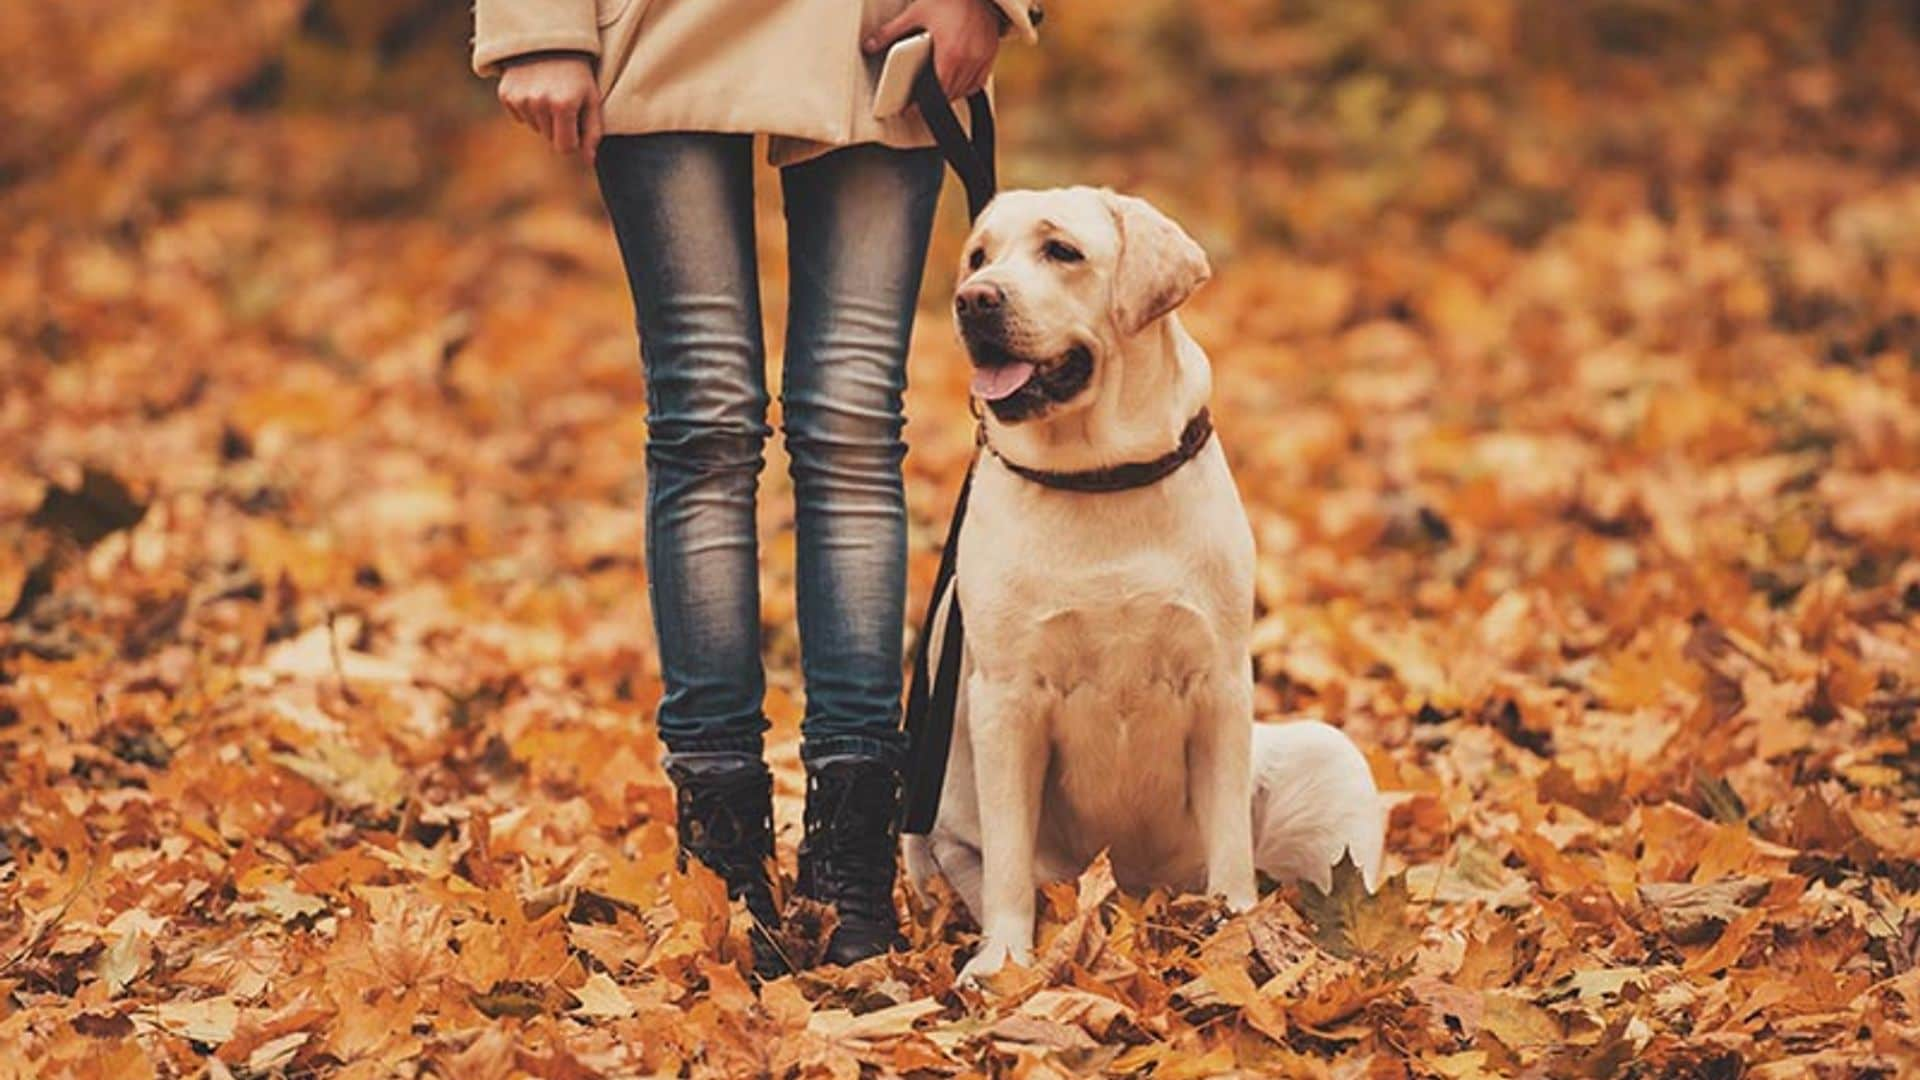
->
[969, 0, 1011, 33]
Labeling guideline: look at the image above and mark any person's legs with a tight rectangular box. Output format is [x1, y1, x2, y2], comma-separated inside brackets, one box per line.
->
[779, 142, 944, 964]
[597, 132, 771, 762]
[780, 142, 944, 765]
[597, 133, 785, 974]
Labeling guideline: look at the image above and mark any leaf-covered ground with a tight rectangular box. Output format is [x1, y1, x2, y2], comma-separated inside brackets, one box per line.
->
[4, 2, 1920, 1076]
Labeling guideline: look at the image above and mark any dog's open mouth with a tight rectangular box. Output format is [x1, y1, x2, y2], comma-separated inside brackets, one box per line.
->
[965, 339, 1095, 421]
[971, 361, 1035, 402]
[965, 337, 1037, 399]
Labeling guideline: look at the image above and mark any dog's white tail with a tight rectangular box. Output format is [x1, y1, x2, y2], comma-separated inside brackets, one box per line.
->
[1249, 721, 1385, 892]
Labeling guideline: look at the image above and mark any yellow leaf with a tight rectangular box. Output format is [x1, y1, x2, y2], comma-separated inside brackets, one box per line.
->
[147, 997, 240, 1044]
[570, 971, 637, 1020]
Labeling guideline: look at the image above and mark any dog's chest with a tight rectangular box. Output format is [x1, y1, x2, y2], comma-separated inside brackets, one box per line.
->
[957, 470, 1243, 718]
[993, 580, 1221, 866]
[955, 458, 1252, 877]
[1018, 587, 1216, 696]
[1033, 591, 1219, 878]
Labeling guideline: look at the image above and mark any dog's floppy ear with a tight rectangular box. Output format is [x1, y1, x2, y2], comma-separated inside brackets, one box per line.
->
[1104, 190, 1211, 336]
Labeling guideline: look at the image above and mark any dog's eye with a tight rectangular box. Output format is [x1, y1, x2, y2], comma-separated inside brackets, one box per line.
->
[1042, 239, 1084, 264]
[967, 247, 986, 271]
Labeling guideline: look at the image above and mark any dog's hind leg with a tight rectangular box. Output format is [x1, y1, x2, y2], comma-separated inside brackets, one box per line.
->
[903, 831, 985, 922]
[928, 832, 984, 921]
[1249, 721, 1384, 892]
[904, 835, 939, 898]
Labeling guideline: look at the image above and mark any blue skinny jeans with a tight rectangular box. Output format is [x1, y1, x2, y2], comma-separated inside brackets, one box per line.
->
[595, 133, 942, 769]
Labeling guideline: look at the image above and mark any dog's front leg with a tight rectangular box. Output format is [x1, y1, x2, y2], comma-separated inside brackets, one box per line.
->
[1192, 675, 1257, 911]
[958, 676, 1046, 983]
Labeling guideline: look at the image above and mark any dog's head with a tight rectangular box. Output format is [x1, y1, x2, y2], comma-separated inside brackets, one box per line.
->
[954, 187, 1211, 424]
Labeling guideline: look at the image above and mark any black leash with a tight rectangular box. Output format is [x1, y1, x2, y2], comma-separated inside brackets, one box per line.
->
[910, 66, 996, 220]
[901, 65, 993, 835]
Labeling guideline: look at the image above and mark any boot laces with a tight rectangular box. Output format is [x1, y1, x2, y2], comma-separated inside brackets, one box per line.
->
[803, 767, 899, 923]
[675, 769, 773, 895]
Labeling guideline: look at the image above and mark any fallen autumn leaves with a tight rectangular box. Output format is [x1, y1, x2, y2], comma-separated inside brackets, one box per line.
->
[4, 0, 1920, 1076]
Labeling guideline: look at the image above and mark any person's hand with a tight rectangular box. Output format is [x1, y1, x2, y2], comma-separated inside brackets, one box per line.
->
[497, 53, 604, 165]
[864, 0, 1002, 100]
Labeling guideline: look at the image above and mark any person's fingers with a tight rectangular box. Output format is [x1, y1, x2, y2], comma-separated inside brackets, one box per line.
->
[958, 55, 991, 98]
[526, 98, 553, 143]
[580, 96, 604, 166]
[550, 99, 581, 154]
[935, 49, 966, 99]
[864, 3, 925, 53]
[947, 51, 984, 100]
[501, 82, 536, 129]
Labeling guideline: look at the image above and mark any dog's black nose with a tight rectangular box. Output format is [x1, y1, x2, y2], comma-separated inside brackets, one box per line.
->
[955, 282, 1004, 318]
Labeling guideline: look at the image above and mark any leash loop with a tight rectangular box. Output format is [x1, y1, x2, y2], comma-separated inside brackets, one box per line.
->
[909, 67, 996, 220]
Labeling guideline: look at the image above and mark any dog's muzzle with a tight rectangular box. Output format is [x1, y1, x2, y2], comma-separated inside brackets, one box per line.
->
[963, 341, 1094, 424]
[956, 284, 1094, 421]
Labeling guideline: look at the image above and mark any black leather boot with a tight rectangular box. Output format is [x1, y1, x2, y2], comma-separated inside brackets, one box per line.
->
[796, 757, 904, 966]
[665, 756, 789, 978]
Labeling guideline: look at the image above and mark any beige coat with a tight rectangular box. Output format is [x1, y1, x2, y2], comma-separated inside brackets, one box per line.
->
[473, 0, 1039, 164]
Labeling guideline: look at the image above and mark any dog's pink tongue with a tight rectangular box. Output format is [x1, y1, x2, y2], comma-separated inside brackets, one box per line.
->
[971, 362, 1036, 401]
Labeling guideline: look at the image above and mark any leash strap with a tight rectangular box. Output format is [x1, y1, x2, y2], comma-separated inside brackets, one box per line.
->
[910, 66, 996, 220]
[901, 463, 972, 833]
[901, 66, 994, 835]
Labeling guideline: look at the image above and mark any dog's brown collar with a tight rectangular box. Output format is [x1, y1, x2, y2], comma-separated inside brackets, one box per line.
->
[978, 408, 1215, 493]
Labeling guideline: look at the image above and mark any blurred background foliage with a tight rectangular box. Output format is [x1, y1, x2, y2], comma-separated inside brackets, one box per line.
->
[9, 0, 1920, 244]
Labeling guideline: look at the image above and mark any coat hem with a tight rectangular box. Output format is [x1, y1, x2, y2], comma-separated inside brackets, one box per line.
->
[594, 102, 942, 167]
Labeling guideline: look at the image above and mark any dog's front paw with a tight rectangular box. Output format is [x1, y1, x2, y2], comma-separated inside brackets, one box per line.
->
[957, 939, 1032, 987]
[1202, 876, 1258, 915]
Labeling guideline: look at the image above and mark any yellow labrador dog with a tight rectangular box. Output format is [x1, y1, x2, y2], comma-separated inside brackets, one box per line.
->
[903, 188, 1385, 981]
